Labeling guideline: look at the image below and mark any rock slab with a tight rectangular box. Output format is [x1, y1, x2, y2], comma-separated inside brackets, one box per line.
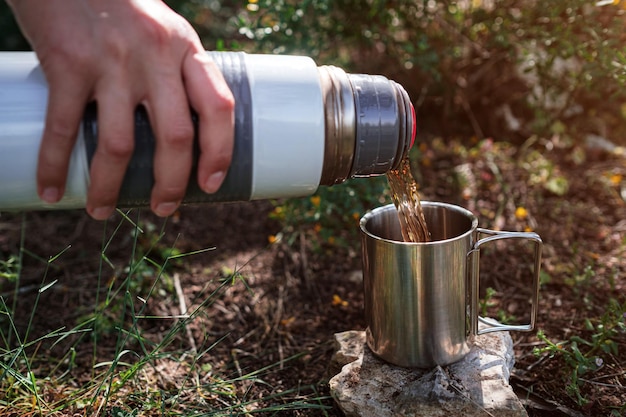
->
[329, 330, 527, 417]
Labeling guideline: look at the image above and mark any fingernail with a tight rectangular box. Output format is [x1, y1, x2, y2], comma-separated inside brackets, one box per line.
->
[204, 171, 226, 193]
[90, 206, 114, 220]
[40, 187, 60, 203]
[155, 201, 178, 217]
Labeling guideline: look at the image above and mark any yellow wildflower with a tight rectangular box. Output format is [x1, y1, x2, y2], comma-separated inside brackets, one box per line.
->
[310, 195, 321, 207]
[515, 206, 528, 221]
[332, 294, 348, 307]
[609, 173, 622, 186]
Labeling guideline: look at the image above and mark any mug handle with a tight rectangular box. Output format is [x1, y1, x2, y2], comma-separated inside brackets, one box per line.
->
[468, 228, 543, 336]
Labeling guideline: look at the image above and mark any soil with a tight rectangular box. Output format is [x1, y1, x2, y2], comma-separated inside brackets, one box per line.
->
[0, 138, 625, 416]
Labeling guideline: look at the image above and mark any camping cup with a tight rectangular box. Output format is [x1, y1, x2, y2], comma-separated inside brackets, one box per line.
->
[360, 202, 543, 368]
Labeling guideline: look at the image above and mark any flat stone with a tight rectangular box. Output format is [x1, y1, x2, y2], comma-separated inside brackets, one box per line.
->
[329, 330, 527, 417]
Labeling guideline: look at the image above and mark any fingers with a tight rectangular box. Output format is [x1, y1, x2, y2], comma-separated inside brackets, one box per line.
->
[146, 76, 194, 217]
[37, 75, 90, 204]
[145, 48, 235, 217]
[183, 50, 235, 194]
[83, 51, 235, 220]
[86, 86, 135, 220]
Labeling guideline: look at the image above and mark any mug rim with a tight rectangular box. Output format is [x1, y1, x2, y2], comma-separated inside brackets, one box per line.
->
[359, 201, 478, 245]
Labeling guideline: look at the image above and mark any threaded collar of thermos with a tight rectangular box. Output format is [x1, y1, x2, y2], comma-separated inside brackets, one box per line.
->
[318, 65, 415, 186]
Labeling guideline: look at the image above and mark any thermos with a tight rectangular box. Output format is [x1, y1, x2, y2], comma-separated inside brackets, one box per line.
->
[0, 51, 416, 211]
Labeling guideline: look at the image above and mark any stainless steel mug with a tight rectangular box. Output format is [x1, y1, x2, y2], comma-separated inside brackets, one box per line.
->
[360, 202, 542, 368]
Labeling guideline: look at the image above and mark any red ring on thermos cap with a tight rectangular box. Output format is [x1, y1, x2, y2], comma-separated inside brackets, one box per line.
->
[410, 102, 417, 149]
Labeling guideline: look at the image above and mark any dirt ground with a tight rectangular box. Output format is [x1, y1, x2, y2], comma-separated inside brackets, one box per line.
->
[1, 137, 625, 416]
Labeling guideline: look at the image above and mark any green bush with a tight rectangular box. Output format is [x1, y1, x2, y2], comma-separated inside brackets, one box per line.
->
[269, 175, 392, 251]
[236, 0, 626, 142]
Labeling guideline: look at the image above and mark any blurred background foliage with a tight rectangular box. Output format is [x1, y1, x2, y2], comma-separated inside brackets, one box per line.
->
[228, 0, 626, 144]
[3, 0, 624, 144]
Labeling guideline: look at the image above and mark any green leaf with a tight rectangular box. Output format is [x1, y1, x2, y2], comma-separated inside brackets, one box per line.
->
[544, 176, 569, 196]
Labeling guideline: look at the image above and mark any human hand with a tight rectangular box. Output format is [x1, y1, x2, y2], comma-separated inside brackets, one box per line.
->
[7, 0, 235, 219]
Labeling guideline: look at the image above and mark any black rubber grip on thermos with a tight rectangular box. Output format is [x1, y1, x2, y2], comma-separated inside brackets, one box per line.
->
[348, 74, 403, 177]
[82, 51, 254, 207]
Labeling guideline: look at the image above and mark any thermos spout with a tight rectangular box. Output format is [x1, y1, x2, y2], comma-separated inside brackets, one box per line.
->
[318, 65, 415, 185]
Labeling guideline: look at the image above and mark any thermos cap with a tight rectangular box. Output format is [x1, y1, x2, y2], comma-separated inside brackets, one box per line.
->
[319, 66, 416, 185]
